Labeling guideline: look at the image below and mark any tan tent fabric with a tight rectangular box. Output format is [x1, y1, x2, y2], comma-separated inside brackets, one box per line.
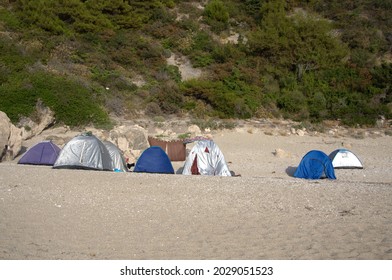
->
[147, 136, 186, 161]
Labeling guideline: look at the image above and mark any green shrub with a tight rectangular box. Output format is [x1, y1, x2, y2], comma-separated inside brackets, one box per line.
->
[190, 51, 215, 67]
[204, 0, 229, 32]
[309, 92, 328, 121]
[204, 0, 229, 23]
[148, 82, 184, 114]
[277, 90, 309, 120]
[0, 71, 110, 127]
[181, 79, 257, 119]
[0, 8, 22, 30]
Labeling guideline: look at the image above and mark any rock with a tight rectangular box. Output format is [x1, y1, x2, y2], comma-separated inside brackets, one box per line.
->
[0, 111, 23, 161]
[273, 148, 291, 158]
[187, 125, 201, 136]
[0, 112, 10, 155]
[342, 142, 352, 149]
[297, 129, 305, 137]
[166, 53, 202, 81]
[18, 100, 55, 140]
[7, 125, 23, 161]
[45, 135, 67, 147]
[125, 149, 143, 164]
[109, 125, 149, 154]
[328, 128, 339, 136]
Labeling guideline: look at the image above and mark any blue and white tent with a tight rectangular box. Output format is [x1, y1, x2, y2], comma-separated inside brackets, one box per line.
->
[294, 150, 336, 180]
[329, 148, 363, 169]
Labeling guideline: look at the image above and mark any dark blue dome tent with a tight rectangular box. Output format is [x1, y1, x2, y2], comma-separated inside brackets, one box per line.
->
[294, 150, 336, 180]
[133, 146, 174, 174]
[18, 141, 61, 166]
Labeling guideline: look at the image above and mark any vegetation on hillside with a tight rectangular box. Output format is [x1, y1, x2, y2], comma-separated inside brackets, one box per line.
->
[0, 0, 391, 127]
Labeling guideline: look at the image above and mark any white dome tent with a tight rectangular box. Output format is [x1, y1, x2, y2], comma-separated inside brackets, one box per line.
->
[328, 148, 363, 169]
[182, 140, 232, 176]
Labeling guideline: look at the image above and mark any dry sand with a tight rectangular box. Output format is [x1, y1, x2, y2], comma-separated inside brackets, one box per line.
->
[0, 128, 391, 260]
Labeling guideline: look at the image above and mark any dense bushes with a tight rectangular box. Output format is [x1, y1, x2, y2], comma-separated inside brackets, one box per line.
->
[0, 32, 110, 127]
[0, 71, 111, 127]
[13, 0, 166, 34]
[0, 0, 390, 127]
[180, 78, 258, 119]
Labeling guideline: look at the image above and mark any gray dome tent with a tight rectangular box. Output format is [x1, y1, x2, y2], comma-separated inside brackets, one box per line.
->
[103, 141, 128, 172]
[53, 134, 113, 171]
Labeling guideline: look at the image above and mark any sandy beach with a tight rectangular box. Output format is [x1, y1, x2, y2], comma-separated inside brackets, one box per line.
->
[1, 128, 391, 260]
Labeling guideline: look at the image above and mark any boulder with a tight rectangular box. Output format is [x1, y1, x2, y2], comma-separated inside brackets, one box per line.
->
[187, 124, 201, 136]
[297, 129, 305, 137]
[108, 124, 149, 153]
[0, 111, 23, 161]
[18, 100, 55, 140]
[273, 148, 291, 158]
[0, 112, 9, 143]
[106, 125, 149, 164]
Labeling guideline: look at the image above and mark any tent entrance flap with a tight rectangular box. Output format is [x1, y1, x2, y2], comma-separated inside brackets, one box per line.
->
[191, 155, 200, 175]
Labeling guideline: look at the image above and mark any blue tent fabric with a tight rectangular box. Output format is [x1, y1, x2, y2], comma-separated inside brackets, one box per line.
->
[18, 141, 61, 166]
[134, 146, 174, 174]
[294, 150, 336, 180]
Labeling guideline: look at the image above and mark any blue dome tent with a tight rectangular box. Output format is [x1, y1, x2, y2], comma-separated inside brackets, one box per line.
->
[133, 146, 174, 174]
[18, 141, 61, 166]
[294, 150, 336, 180]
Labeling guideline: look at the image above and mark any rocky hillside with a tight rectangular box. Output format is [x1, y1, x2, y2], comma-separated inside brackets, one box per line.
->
[1, 0, 391, 128]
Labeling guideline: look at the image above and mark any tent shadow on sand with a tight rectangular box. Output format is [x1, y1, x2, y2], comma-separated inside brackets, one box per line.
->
[286, 166, 297, 177]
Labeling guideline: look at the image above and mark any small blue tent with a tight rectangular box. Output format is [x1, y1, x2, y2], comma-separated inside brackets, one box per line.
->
[18, 141, 61, 166]
[134, 146, 174, 174]
[294, 150, 336, 180]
